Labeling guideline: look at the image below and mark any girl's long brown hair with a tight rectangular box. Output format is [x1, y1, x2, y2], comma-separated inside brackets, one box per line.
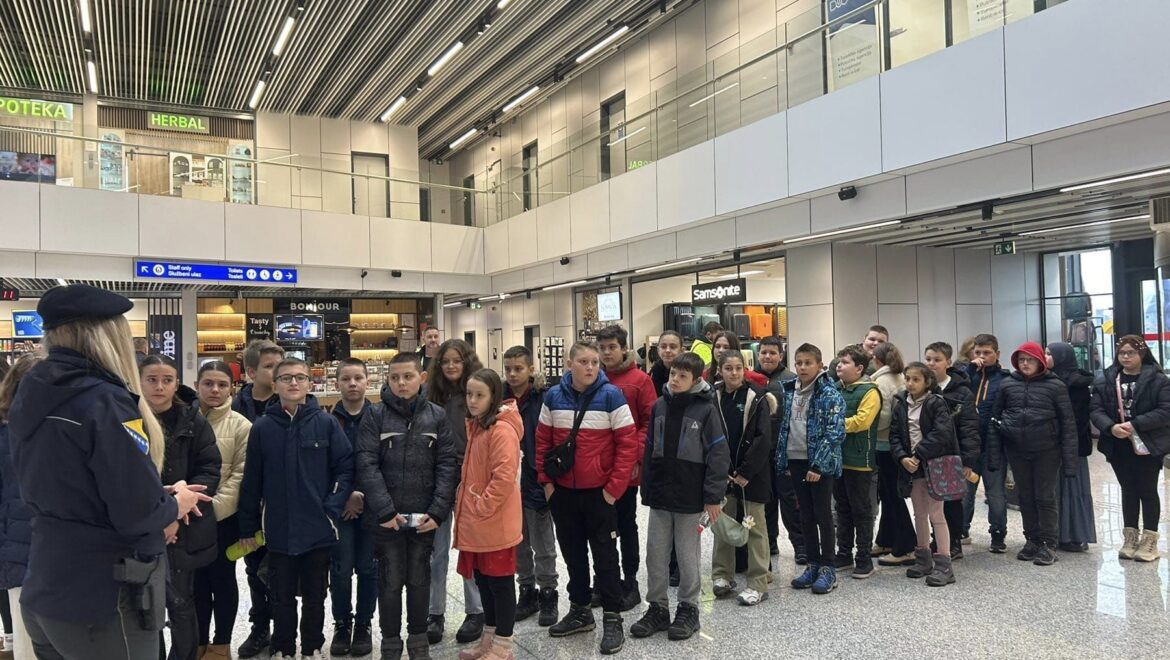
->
[468, 368, 505, 430]
[427, 339, 483, 405]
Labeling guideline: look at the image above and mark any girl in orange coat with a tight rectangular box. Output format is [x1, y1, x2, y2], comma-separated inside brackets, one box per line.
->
[455, 369, 524, 660]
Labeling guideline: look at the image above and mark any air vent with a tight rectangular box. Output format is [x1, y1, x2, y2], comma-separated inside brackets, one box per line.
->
[1151, 197, 1170, 231]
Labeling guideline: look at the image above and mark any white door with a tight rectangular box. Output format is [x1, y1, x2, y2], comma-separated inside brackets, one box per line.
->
[352, 153, 389, 217]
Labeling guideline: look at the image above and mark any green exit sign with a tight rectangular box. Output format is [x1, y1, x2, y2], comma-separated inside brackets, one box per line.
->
[147, 111, 210, 134]
[993, 241, 1016, 256]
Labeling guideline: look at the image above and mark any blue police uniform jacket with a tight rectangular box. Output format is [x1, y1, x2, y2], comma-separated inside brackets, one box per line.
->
[8, 348, 179, 624]
[237, 395, 354, 556]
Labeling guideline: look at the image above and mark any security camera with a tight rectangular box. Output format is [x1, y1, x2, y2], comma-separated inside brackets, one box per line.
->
[360, 269, 369, 278]
[559, 257, 571, 266]
[838, 186, 857, 201]
[391, 270, 403, 278]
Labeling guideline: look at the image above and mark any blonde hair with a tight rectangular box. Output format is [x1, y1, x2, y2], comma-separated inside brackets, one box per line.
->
[43, 316, 165, 473]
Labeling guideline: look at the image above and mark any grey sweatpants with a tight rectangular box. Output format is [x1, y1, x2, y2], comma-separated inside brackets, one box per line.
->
[646, 508, 703, 608]
[517, 506, 558, 589]
[429, 515, 484, 616]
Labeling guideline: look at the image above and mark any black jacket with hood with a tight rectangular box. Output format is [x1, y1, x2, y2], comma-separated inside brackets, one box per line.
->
[9, 348, 179, 624]
[641, 380, 730, 514]
[713, 382, 776, 503]
[1048, 342, 1095, 457]
[938, 368, 982, 469]
[888, 389, 959, 496]
[986, 345, 1078, 476]
[159, 386, 221, 570]
[1090, 363, 1170, 459]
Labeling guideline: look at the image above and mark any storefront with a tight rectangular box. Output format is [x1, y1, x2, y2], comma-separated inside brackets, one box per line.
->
[0, 294, 148, 366]
[0, 95, 79, 185]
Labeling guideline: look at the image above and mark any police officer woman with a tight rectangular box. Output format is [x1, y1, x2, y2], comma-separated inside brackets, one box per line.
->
[7, 285, 210, 659]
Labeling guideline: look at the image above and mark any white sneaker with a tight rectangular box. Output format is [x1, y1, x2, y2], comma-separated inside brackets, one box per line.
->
[712, 577, 735, 597]
[736, 588, 768, 606]
[302, 652, 326, 660]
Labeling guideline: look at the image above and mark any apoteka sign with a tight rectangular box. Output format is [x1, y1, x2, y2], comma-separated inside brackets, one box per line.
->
[692, 278, 747, 304]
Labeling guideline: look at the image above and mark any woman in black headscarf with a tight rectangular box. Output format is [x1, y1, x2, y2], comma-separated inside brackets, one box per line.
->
[1045, 342, 1097, 552]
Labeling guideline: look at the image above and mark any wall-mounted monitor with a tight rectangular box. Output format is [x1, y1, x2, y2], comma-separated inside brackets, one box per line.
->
[274, 314, 323, 341]
[12, 311, 43, 338]
[597, 291, 622, 322]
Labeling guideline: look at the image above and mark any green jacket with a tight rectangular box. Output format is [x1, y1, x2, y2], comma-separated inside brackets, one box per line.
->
[836, 380, 880, 471]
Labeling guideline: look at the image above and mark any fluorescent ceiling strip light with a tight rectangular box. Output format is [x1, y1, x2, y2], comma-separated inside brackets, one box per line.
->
[497, 0, 510, 8]
[1060, 168, 1170, 193]
[449, 128, 478, 149]
[86, 60, 98, 93]
[443, 300, 467, 308]
[272, 16, 296, 56]
[783, 219, 901, 245]
[1018, 214, 1149, 237]
[478, 294, 500, 301]
[56, 278, 68, 287]
[688, 82, 739, 108]
[428, 41, 465, 77]
[248, 80, 267, 109]
[634, 257, 702, 274]
[380, 96, 407, 122]
[502, 86, 540, 113]
[608, 125, 645, 146]
[543, 279, 587, 291]
[576, 25, 629, 63]
[79, 0, 91, 32]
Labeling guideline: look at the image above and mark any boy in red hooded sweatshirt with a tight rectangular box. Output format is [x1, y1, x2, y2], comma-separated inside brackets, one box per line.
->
[596, 325, 657, 612]
[985, 342, 1078, 567]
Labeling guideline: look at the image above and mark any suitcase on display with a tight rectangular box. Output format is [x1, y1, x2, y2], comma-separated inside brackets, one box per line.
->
[732, 314, 751, 338]
[777, 308, 788, 337]
[744, 305, 766, 317]
[750, 314, 773, 339]
[699, 313, 721, 333]
[677, 313, 698, 340]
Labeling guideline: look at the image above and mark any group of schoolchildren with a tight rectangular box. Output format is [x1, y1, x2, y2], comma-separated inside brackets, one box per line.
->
[2, 316, 1166, 660]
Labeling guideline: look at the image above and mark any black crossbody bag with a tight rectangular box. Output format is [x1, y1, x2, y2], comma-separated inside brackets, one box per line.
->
[543, 389, 599, 480]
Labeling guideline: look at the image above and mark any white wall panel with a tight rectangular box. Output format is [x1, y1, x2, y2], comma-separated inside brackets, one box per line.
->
[492, 269, 525, 294]
[570, 180, 611, 252]
[875, 245, 918, 304]
[587, 244, 629, 277]
[1005, 0, 1170, 140]
[537, 197, 572, 261]
[831, 243, 879, 349]
[788, 77, 883, 195]
[735, 200, 811, 247]
[0, 181, 39, 251]
[954, 249, 992, 304]
[916, 247, 958, 348]
[224, 205, 300, 264]
[41, 186, 138, 256]
[256, 149, 293, 209]
[626, 234, 677, 271]
[610, 162, 658, 242]
[139, 196, 225, 261]
[0, 250, 35, 276]
[956, 304, 994, 344]
[289, 115, 321, 160]
[370, 218, 431, 271]
[881, 30, 1007, 171]
[425, 273, 492, 295]
[364, 269, 425, 293]
[714, 112, 788, 214]
[1031, 111, 1170, 191]
[656, 142, 716, 229]
[301, 211, 370, 267]
[524, 264, 555, 289]
[509, 211, 539, 269]
[786, 243, 833, 307]
[298, 266, 364, 291]
[484, 221, 510, 273]
[906, 147, 1034, 215]
[878, 303, 920, 358]
[809, 178, 906, 233]
[431, 223, 484, 274]
[255, 112, 290, 150]
[788, 303, 835, 359]
[37, 253, 132, 281]
[320, 118, 351, 154]
[676, 218, 736, 259]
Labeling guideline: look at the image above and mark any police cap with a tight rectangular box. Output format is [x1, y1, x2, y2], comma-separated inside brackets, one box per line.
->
[38, 284, 134, 330]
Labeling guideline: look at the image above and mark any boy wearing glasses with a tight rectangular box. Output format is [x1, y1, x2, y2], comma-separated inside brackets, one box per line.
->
[238, 358, 355, 660]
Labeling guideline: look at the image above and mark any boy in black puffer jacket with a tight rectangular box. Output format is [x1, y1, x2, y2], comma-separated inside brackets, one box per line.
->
[356, 352, 457, 660]
[987, 342, 1077, 567]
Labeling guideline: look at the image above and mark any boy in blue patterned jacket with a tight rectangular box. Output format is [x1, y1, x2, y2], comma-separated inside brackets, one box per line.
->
[775, 343, 846, 595]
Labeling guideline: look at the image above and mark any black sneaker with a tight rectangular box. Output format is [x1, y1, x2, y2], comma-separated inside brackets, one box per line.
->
[629, 603, 671, 638]
[600, 612, 624, 654]
[619, 578, 641, 612]
[1017, 540, 1039, 562]
[516, 584, 539, 621]
[455, 613, 484, 644]
[425, 614, 444, 645]
[329, 621, 352, 656]
[950, 544, 964, 561]
[351, 622, 373, 656]
[667, 603, 700, 641]
[538, 587, 559, 627]
[549, 603, 596, 637]
[833, 552, 853, 569]
[1033, 543, 1059, 566]
[852, 555, 875, 579]
[237, 626, 271, 659]
[990, 532, 1007, 554]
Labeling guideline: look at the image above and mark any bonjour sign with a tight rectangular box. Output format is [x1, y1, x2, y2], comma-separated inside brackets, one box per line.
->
[692, 278, 747, 304]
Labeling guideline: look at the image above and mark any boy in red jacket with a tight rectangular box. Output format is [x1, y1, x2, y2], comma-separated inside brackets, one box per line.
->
[597, 325, 657, 612]
[536, 341, 640, 655]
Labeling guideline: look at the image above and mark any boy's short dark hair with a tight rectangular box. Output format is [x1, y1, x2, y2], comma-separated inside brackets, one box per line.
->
[389, 352, 423, 371]
[759, 336, 784, 352]
[503, 345, 534, 364]
[835, 345, 868, 372]
[338, 357, 367, 375]
[924, 342, 953, 360]
[973, 333, 1000, 351]
[274, 357, 308, 378]
[703, 321, 723, 335]
[672, 353, 705, 380]
[793, 343, 822, 363]
[868, 324, 890, 338]
[596, 325, 629, 349]
[244, 339, 284, 370]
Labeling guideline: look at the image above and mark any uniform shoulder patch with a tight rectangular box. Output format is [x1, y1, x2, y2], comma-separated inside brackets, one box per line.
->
[122, 419, 150, 455]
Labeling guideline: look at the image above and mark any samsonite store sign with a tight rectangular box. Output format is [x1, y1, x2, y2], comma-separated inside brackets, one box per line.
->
[692, 278, 747, 304]
[147, 111, 210, 134]
[0, 97, 73, 121]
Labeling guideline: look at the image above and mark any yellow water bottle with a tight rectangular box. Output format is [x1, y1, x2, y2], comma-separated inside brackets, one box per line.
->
[225, 531, 265, 561]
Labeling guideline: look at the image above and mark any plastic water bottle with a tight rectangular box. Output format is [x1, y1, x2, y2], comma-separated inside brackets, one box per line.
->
[225, 531, 265, 561]
[1132, 431, 1151, 456]
[696, 512, 711, 534]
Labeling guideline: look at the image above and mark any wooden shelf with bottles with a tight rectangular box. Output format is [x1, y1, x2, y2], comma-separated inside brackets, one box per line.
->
[196, 299, 253, 355]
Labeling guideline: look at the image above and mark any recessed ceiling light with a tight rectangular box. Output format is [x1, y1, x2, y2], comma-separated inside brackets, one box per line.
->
[783, 220, 901, 244]
[449, 128, 478, 149]
[86, 60, 98, 93]
[543, 280, 587, 291]
[248, 80, 267, 109]
[1060, 169, 1170, 193]
[502, 86, 540, 113]
[79, 0, 91, 32]
[1017, 214, 1149, 236]
[428, 41, 464, 77]
[272, 16, 296, 56]
[380, 96, 406, 122]
[577, 25, 629, 63]
[497, 0, 510, 8]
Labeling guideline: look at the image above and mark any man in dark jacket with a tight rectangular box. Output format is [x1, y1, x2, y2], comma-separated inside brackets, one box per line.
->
[754, 336, 804, 562]
[632, 353, 728, 641]
[986, 342, 1078, 567]
[355, 352, 457, 660]
[924, 342, 981, 559]
[964, 333, 1011, 552]
[502, 346, 559, 627]
[238, 358, 354, 660]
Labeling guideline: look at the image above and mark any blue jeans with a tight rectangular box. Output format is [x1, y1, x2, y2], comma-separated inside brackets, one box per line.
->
[965, 443, 1008, 535]
[330, 518, 378, 626]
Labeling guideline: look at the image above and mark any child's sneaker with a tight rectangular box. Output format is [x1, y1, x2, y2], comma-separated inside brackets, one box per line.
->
[1033, 543, 1059, 566]
[811, 566, 838, 595]
[712, 577, 736, 598]
[629, 603, 671, 638]
[1017, 540, 1040, 561]
[667, 603, 700, 641]
[852, 555, 875, 579]
[790, 564, 819, 589]
[736, 588, 768, 606]
[832, 552, 853, 569]
[990, 532, 1007, 554]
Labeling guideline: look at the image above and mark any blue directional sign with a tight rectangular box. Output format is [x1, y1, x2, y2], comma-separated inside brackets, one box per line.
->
[135, 260, 297, 284]
[12, 311, 43, 338]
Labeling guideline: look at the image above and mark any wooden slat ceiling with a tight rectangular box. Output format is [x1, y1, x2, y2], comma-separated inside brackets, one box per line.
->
[0, 0, 661, 156]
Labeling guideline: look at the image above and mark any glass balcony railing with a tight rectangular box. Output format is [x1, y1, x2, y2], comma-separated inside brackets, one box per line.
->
[477, 0, 1067, 226]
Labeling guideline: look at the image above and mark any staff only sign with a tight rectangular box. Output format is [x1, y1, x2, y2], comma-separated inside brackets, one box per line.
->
[692, 278, 747, 304]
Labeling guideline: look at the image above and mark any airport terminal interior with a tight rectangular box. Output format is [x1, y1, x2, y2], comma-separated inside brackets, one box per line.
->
[2, 0, 1170, 658]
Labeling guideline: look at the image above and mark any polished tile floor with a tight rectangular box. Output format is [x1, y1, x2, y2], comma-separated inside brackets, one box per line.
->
[213, 455, 1170, 659]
